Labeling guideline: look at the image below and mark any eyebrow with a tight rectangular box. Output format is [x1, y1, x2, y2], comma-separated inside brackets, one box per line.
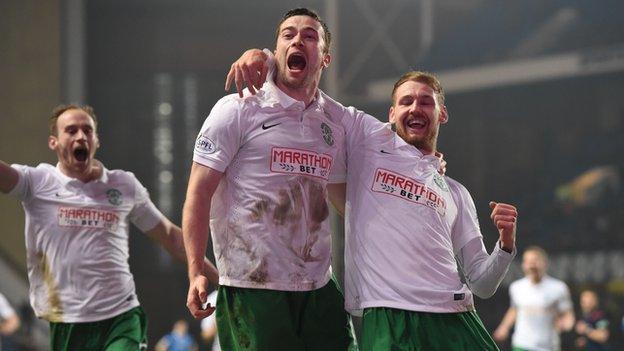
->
[281, 26, 319, 35]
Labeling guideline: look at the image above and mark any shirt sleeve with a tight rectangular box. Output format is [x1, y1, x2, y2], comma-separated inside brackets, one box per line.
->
[0, 293, 16, 319]
[340, 107, 388, 152]
[193, 96, 243, 172]
[8, 164, 33, 200]
[557, 283, 573, 312]
[456, 237, 516, 298]
[127, 173, 165, 232]
[449, 180, 483, 254]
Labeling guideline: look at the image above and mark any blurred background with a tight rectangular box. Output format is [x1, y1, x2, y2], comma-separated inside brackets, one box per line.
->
[1, 0, 623, 349]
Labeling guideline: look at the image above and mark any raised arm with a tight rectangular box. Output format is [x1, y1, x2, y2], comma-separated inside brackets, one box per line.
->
[225, 49, 270, 97]
[0, 161, 19, 194]
[457, 201, 518, 298]
[182, 162, 223, 319]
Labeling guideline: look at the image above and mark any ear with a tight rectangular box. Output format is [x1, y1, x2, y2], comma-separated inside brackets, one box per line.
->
[321, 53, 332, 69]
[388, 105, 396, 124]
[48, 135, 57, 151]
[439, 105, 449, 124]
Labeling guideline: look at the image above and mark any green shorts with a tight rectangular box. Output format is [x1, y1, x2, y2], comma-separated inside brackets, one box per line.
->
[49, 306, 148, 351]
[216, 278, 356, 351]
[361, 307, 499, 351]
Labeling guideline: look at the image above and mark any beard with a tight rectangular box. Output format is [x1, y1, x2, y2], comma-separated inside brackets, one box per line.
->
[395, 123, 439, 153]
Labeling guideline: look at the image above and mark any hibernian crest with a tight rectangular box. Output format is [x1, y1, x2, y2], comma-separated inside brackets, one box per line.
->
[106, 189, 123, 205]
[433, 174, 449, 192]
[320, 122, 334, 146]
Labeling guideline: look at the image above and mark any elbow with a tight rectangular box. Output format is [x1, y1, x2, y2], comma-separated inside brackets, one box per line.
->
[470, 283, 498, 299]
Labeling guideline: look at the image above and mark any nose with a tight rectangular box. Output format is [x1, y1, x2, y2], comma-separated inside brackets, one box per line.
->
[291, 33, 304, 47]
[75, 130, 87, 141]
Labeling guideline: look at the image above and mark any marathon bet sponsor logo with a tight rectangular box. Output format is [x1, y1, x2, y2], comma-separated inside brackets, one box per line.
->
[195, 134, 216, 155]
[106, 188, 123, 205]
[371, 168, 447, 215]
[320, 122, 334, 146]
[433, 173, 449, 192]
[58, 207, 120, 230]
[270, 147, 333, 180]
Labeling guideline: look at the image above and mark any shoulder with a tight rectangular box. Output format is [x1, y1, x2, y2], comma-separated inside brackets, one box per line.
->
[544, 276, 569, 292]
[510, 277, 528, 290]
[103, 169, 145, 194]
[445, 176, 473, 203]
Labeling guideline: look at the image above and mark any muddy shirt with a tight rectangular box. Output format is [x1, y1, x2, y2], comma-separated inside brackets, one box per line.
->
[194, 80, 346, 291]
[335, 110, 490, 314]
[9, 163, 163, 323]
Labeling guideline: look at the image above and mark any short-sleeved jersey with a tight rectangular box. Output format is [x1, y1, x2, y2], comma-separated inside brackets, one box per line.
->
[193, 80, 346, 291]
[509, 276, 573, 351]
[335, 108, 484, 315]
[0, 293, 16, 320]
[8, 163, 164, 323]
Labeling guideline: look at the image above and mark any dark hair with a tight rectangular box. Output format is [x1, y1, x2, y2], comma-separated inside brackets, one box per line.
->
[275, 8, 331, 54]
[49, 104, 98, 135]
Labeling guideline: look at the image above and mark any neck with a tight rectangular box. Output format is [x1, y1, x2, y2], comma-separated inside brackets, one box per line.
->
[529, 275, 543, 284]
[274, 72, 320, 107]
[59, 159, 102, 183]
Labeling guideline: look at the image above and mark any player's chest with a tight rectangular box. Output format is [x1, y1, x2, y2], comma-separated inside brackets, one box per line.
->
[33, 183, 133, 229]
[245, 109, 342, 151]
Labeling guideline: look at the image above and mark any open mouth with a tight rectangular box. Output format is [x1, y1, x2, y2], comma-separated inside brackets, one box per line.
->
[287, 53, 307, 71]
[405, 116, 427, 131]
[73, 147, 88, 162]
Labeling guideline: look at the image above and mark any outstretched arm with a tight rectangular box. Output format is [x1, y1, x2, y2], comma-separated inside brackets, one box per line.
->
[144, 218, 219, 285]
[0, 161, 19, 194]
[182, 162, 223, 319]
[225, 49, 271, 97]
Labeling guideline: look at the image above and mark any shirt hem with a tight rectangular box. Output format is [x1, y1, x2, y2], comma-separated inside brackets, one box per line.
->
[346, 299, 476, 315]
[220, 274, 331, 292]
[37, 301, 140, 324]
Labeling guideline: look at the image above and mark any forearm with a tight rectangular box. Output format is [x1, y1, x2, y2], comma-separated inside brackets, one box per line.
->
[0, 160, 19, 194]
[585, 327, 609, 343]
[459, 238, 515, 298]
[182, 194, 212, 279]
[498, 308, 517, 331]
[557, 311, 575, 332]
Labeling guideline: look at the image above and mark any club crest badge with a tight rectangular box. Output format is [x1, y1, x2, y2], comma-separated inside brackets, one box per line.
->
[106, 189, 123, 205]
[433, 173, 449, 192]
[320, 123, 334, 146]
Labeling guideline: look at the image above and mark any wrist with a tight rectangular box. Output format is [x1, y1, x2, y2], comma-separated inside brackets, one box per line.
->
[499, 241, 514, 253]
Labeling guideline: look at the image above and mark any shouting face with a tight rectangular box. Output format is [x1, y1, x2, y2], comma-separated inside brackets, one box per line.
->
[48, 108, 99, 179]
[274, 15, 331, 95]
[389, 80, 447, 154]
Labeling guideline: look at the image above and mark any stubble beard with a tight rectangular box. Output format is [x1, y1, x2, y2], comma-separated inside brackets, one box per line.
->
[396, 124, 438, 154]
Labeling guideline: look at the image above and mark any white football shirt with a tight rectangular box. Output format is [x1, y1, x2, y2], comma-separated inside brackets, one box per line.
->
[510, 276, 572, 351]
[337, 109, 493, 314]
[194, 79, 346, 291]
[9, 163, 163, 323]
